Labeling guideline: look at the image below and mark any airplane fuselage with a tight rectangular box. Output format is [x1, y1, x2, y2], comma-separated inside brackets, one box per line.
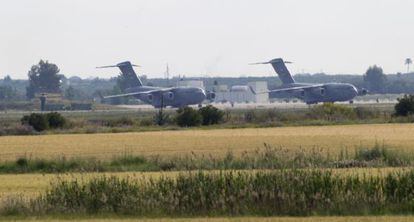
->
[125, 86, 206, 108]
[270, 83, 359, 104]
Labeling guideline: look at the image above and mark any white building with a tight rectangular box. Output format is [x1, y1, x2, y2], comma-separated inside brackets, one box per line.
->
[213, 81, 269, 103]
[177, 80, 204, 89]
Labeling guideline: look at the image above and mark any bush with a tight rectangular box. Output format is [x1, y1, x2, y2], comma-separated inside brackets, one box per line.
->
[21, 112, 67, 131]
[16, 157, 28, 168]
[175, 107, 202, 127]
[198, 105, 224, 125]
[21, 113, 49, 131]
[46, 112, 66, 129]
[394, 94, 414, 116]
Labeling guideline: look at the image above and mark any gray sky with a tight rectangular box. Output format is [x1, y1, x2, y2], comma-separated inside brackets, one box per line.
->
[1, 0, 413, 79]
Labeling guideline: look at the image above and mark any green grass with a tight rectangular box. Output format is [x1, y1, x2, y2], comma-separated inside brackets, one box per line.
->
[1, 103, 409, 136]
[0, 144, 412, 174]
[5, 169, 414, 216]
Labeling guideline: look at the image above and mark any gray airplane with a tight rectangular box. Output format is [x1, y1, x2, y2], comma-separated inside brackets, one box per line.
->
[98, 61, 209, 108]
[251, 58, 367, 104]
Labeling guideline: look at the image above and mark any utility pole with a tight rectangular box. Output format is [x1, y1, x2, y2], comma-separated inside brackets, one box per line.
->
[165, 63, 170, 86]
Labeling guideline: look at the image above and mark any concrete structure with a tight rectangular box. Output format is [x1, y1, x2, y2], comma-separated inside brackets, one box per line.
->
[177, 80, 204, 89]
[213, 81, 269, 103]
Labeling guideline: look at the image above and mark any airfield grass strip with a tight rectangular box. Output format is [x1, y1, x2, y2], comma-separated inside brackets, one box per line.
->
[4, 169, 414, 216]
[0, 144, 413, 174]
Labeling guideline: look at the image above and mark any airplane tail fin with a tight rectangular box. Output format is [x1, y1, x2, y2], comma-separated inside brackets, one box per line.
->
[97, 61, 143, 88]
[250, 58, 295, 85]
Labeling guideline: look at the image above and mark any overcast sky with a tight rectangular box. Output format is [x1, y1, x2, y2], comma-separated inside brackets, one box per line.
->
[1, 0, 413, 79]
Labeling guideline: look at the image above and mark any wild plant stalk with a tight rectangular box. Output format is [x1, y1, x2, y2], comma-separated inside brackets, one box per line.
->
[0, 144, 412, 174]
[4, 169, 414, 216]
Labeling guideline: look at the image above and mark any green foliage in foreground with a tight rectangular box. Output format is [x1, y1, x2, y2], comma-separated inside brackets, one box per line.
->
[1, 144, 413, 174]
[21, 112, 67, 132]
[6, 170, 414, 216]
[175, 107, 203, 127]
[394, 94, 414, 116]
[1, 103, 410, 136]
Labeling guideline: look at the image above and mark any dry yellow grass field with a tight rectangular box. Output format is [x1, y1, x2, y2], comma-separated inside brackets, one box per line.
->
[0, 123, 414, 160]
[4, 216, 414, 222]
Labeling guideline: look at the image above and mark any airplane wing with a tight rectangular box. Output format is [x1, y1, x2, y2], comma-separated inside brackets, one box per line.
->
[103, 88, 174, 99]
[250, 84, 324, 94]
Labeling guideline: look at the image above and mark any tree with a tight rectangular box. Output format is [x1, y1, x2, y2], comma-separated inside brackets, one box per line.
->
[26, 60, 62, 99]
[3, 75, 12, 83]
[175, 107, 202, 127]
[109, 85, 125, 105]
[116, 73, 129, 91]
[0, 85, 15, 100]
[405, 58, 412, 73]
[394, 94, 414, 116]
[363, 65, 387, 93]
[64, 86, 76, 100]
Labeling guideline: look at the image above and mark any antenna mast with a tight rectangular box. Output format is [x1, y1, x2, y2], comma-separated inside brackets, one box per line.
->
[165, 63, 170, 86]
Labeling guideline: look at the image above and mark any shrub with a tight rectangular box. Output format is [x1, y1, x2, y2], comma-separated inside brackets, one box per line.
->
[21, 112, 67, 132]
[308, 103, 356, 121]
[139, 118, 154, 127]
[46, 112, 66, 129]
[21, 113, 49, 131]
[198, 105, 224, 125]
[244, 110, 256, 123]
[175, 107, 202, 127]
[25, 170, 414, 216]
[355, 145, 384, 161]
[153, 109, 170, 126]
[0, 125, 35, 136]
[16, 157, 28, 168]
[354, 107, 381, 120]
[104, 117, 135, 127]
[394, 94, 414, 116]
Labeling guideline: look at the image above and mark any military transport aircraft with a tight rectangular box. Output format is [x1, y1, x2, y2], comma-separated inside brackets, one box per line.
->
[250, 58, 367, 104]
[98, 61, 211, 108]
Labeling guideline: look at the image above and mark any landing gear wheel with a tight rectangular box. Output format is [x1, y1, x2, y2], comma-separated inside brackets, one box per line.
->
[198, 104, 202, 108]
[349, 100, 354, 104]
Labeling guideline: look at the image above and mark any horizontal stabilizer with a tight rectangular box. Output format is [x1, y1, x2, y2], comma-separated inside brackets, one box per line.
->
[96, 61, 143, 88]
[250, 58, 295, 85]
